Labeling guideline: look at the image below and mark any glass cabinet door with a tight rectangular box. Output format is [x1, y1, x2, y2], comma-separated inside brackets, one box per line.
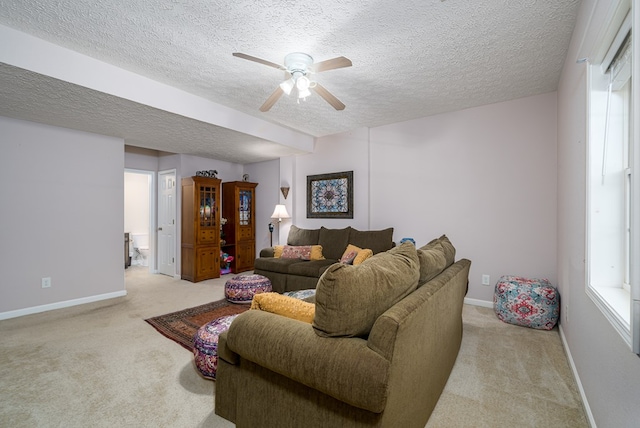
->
[199, 186, 217, 228]
[239, 189, 252, 226]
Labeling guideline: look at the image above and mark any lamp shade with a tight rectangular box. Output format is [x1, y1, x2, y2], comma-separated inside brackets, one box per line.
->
[270, 204, 290, 221]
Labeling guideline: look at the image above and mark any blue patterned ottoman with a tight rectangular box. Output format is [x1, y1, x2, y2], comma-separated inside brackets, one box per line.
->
[224, 274, 272, 304]
[494, 275, 560, 330]
[193, 314, 240, 379]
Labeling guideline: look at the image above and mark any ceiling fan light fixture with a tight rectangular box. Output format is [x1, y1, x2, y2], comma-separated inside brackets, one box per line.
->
[296, 75, 311, 91]
[298, 87, 312, 99]
[279, 78, 295, 95]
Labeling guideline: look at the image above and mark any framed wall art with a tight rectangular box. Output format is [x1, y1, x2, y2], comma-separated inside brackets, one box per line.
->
[306, 171, 353, 218]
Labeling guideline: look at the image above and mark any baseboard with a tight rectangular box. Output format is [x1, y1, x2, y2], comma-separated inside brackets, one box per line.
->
[0, 290, 127, 321]
[559, 325, 597, 428]
[464, 297, 493, 308]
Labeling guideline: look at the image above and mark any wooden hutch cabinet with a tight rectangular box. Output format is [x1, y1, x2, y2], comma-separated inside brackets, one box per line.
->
[222, 181, 258, 273]
[181, 176, 221, 282]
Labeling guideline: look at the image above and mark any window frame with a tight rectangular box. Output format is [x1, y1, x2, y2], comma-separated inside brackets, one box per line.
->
[585, 5, 638, 353]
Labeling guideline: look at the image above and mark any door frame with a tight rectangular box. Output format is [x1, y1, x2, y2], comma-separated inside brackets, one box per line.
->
[158, 169, 177, 278]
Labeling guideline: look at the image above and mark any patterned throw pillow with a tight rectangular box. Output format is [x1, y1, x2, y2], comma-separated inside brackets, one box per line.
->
[340, 244, 373, 265]
[340, 247, 358, 264]
[279, 245, 324, 260]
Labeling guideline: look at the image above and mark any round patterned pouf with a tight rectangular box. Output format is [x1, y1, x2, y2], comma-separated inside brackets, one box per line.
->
[193, 314, 240, 380]
[224, 274, 272, 304]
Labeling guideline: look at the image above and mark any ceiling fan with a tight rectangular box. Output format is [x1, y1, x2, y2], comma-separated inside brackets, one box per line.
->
[232, 52, 352, 112]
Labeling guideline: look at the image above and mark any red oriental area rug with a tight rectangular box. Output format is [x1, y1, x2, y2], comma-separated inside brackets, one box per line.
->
[145, 299, 249, 351]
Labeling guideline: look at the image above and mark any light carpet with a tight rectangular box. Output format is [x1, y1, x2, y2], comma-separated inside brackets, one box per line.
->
[0, 266, 588, 427]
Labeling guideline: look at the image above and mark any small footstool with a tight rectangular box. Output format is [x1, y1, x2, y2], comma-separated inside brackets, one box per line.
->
[494, 275, 560, 330]
[193, 314, 240, 379]
[224, 274, 272, 304]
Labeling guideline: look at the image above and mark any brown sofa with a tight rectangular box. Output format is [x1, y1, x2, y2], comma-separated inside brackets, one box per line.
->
[254, 225, 395, 293]
[215, 238, 471, 427]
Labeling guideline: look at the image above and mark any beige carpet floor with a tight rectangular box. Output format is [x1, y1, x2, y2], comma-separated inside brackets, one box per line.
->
[0, 266, 588, 427]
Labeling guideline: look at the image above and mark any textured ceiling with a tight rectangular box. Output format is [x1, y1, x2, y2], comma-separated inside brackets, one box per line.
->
[0, 0, 581, 163]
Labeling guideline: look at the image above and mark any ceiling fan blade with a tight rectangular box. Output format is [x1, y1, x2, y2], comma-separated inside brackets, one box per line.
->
[233, 52, 284, 70]
[311, 83, 345, 110]
[259, 86, 284, 112]
[313, 56, 352, 73]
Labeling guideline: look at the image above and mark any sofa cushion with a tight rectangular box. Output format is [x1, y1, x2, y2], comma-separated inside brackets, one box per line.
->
[317, 227, 352, 260]
[313, 242, 420, 337]
[349, 227, 394, 254]
[287, 225, 321, 246]
[279, 245, 325, 261]
[253, 257, 304, 275]
[288, 259, 336, 278]
[422, 234, 456, 268]
[416, 240, 448, 286]
[250, 292, 315, 323]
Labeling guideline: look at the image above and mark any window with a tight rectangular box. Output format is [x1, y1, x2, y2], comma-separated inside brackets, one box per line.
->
[587, 7, 639, 354]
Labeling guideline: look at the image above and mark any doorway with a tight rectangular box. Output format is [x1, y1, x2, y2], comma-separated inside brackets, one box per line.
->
[124, 169, 155, 272]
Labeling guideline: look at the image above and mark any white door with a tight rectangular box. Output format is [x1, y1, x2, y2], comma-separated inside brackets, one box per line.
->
[158, 170, 176, 277]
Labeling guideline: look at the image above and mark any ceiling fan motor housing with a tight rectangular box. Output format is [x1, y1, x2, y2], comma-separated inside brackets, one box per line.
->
[284, 52, 314, 76]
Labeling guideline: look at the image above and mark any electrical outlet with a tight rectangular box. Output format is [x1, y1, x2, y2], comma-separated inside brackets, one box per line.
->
[41, 277, 51, 288]
[482, 274, 490, 286]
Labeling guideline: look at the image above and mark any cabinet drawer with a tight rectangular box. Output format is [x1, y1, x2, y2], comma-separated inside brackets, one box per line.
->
[238, 227, 253, 240]
[199, 229, 217, 243]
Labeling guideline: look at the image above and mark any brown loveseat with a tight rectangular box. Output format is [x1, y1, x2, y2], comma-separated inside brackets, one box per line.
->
[254, 225, 394, 293]
[215, 238, 471, 427]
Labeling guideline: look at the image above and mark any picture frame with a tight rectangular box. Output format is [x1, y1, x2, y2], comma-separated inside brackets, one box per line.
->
[307, 171, 354, 218]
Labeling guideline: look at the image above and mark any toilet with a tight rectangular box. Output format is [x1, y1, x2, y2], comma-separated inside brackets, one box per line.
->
[130, 233, 149, 266]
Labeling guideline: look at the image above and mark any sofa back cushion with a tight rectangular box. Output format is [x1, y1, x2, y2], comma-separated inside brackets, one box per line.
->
[313, 242, 420, 337]
[416, 240, 448, 286]
[421, 234, 456, 268]
[317, 226, 352, 260]
[287, 225, 321, 246]
[349, 227, 394, 254]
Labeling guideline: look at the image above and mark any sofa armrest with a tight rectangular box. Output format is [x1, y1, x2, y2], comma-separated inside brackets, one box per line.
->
[217, 330, 239, 365]
[259, 247, 275, 257]
[225, 309, 390, 413]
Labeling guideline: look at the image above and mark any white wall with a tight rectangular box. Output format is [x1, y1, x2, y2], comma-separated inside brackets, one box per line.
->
[276, 96, 556, 304]
[244, 159, 280, 251]
[292, 127, 371, 232]
[370, 93, 558, 302]
[0, 116, 125, 316]
[557, 0, 640, 426]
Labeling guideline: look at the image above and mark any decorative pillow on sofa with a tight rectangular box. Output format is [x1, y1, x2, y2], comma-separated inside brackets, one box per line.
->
[416, 240, 448, 286]
[277, 245, 324, 260]
[340, 244, 373, 265]
[421, 234, 456, 268]
[251, 292, 315, 323]
[313, 242, 420, 338]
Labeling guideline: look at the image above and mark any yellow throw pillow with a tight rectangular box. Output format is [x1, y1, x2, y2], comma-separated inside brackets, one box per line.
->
[250, 292, 315, 323]
[309, 245, 325, 261]
[354, 248, 373, 265]
[274, 245, 284, 258]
